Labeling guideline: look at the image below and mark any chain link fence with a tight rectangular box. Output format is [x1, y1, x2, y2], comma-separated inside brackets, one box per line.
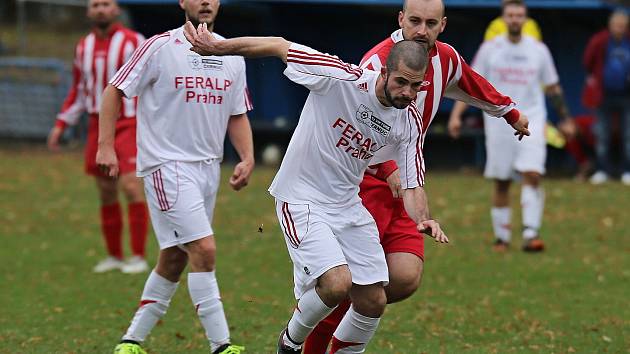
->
[0, 57, 70, 139]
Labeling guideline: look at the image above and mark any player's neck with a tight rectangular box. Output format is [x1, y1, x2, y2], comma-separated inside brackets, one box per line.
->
[93, 23, 116, 38]
[508, 33, 522, 44]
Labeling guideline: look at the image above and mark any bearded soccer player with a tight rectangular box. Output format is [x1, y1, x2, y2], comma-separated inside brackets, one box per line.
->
[47, 0, 149, 274]
[304, 0, 531, 352]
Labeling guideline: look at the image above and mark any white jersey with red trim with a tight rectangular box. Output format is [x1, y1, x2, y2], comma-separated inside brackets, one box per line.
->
[472, 35, 559, 124]
[360, 29, 520, 150]
[268, 43, 424, 207]
[110, 26, 253, 176]
[57, 23, 144, 125]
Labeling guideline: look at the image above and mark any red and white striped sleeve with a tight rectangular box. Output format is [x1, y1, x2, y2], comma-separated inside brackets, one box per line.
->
[284, 43, 363, 94]
[443, 43, 520, 124]
[110, 32, 170, 98]
[56, 40, 87, 129]
[396, 103, 425, 189]
[230, 56, 254, 115]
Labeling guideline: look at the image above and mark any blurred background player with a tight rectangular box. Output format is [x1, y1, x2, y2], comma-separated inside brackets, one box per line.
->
[47, 0, 149, 274]
[583, 9, 630, 185]
[304, 0, 532, 352]
[484, 0, 542, 41]
[97, 0, 254, 353]
[449, 0, 576, 252]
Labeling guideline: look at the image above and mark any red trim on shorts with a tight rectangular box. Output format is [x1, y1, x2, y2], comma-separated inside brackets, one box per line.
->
[281, 202, 299, 248]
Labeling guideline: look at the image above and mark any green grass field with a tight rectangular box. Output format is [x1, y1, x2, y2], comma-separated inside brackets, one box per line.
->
[1, 145, 628, 353]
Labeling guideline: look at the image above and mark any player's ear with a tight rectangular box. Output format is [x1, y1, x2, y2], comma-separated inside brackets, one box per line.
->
[398, 11, 404, 27]
[440, 16, 447, 33]
[381, 66, 387, 78]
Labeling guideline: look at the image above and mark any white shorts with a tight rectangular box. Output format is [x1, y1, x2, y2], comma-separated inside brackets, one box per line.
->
[275, 199, 389, 299]
[143, 160, 220, 249]
[483, 114, 546, 179]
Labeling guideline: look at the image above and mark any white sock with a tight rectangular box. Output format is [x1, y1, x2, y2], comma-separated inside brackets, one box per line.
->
[284, 287, 336, 348]
[521, 185, 544, 240]
[331, 306, 380, 353]
[188, 272, 230, 353]
[122, 270, 179, 343]
[491, 207, 511, 242]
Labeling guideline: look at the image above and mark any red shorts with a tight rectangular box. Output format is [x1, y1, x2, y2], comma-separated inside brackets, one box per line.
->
[84, 114, 137, 177]
[359, 174, 424, 260]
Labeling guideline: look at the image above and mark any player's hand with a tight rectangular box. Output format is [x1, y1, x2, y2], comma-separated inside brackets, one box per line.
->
[511, 113, 530, 141]
[386, 169, 403, 199]
[229, 159, 254, 191]
[47, 126, 63, 152]
[418, 219, 449, 243]
[447, 114, 462, 139]
[558, 118, 577, 139]
[96, 146, 119, 178]
[183, 21, 217, 56]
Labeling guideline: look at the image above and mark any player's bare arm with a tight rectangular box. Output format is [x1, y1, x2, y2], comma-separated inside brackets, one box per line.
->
[448, 101, 467, 139]
[545, 83, 576, 138]
[227, 113, 255, 191]
[403, 187, 449, 243]
[96, 84, 123, 178]
[450, 101, 530, 141]
[386, 169, 403, 198]
[183, 22, 291, 62]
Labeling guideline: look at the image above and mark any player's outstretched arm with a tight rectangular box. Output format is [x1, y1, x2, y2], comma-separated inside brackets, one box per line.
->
[183, 22, 291, 63]
[403, 187, 449, 243]
[227, 113, 255, 191]
[96, 84, 122, 178]
[448, 101, 468, 139]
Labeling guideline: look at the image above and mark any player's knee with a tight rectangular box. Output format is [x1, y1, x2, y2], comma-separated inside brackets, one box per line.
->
[156, 251, 187, 282]
[386, 270, 422, 303]
[317, 266, 352, 306]
[352, 285, 387, 317]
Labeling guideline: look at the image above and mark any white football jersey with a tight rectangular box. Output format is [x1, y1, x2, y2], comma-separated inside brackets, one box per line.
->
[472, 35, 558, 125]
[110, 26, 253, 176]
[268, 43, 424, 207]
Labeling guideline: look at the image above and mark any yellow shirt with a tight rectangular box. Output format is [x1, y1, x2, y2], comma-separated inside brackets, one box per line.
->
[484, 17, 542, 41]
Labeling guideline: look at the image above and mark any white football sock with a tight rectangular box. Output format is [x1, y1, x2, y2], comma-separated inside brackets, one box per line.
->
[285, 287, 336, 347]
[491, 207, 511, 242]
[188, 272, 231, 353]
[331, 306, 380, 353]
[521, 185, 544, 240]
[123, 270, 178, 343]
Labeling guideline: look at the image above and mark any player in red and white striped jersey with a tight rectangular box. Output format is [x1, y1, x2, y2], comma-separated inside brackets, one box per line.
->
[46, 0, 149, 274]
[303, 0, 531, 352]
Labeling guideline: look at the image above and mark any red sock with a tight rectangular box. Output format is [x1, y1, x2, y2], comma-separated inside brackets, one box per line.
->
[303, 299, 352, 354]
[101, 203, 123, 259]
[128, 202, 149, 257]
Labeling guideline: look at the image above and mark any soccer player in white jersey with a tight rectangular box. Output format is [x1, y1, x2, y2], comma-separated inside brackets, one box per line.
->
[47, 0, 149, 274]
[184, 23, 453, 353]
[96, 0, 253, 353]
[449, 0, 575, 252]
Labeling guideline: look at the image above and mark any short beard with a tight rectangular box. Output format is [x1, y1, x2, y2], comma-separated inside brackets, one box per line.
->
[186, 13, 212, 30]
[384, 73, 409, 109]
[93, 20, 112, 31]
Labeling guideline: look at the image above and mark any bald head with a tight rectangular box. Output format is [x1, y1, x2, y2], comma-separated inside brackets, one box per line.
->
[609, 10, 629, 40]
[403, 0, 445, 18]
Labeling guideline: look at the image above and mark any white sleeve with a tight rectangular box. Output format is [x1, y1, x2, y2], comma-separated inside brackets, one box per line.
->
[110, 33, 169, 98]
[539, 44, 560, 86]
[230, 57, 253, 115]
[395, 105, 425, 189]
[284, 42, 363, 95]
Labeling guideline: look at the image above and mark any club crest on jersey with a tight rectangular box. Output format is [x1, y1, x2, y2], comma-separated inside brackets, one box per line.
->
[188, 55, 202, 70]
[356, 104, 391, 137]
